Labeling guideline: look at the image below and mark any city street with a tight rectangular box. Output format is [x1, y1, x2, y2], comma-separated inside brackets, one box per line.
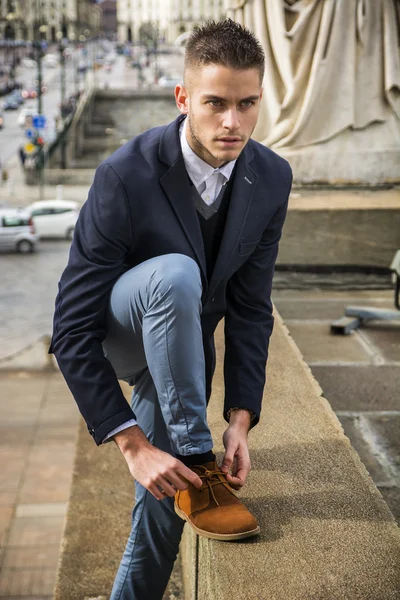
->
[0, 54, 79, 165]
[0, 240, 70, 361]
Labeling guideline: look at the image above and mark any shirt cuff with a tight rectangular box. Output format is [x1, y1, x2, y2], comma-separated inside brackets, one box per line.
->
[226, 407, 256, 422]
[102, 418, 138, 444]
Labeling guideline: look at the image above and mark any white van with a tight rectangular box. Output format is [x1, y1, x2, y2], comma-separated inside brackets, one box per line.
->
[0, 208, 38, 253]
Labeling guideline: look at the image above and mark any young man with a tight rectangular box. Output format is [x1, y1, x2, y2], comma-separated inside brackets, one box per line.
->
[51, 19, 292, 600]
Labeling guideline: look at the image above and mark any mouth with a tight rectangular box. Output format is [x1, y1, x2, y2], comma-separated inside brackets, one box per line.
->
[216, 137, 243, 146]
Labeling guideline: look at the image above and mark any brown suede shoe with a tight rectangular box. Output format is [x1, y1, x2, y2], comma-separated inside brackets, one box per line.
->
[174, 460, 260, 541]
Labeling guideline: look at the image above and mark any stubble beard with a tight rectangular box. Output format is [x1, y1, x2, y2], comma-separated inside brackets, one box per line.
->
[187, 115, 231, 167]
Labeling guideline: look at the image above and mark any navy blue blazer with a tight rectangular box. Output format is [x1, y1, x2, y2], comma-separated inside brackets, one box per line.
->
[51, 115, 292, 445]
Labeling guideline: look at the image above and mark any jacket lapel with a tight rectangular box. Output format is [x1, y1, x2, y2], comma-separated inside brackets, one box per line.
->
[207, 144, 258, 302]
[159, 117, 207, 281]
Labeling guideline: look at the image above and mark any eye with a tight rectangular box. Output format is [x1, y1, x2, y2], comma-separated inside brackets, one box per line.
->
[240, 100, 254, 108]
[208, 100, 223, 107]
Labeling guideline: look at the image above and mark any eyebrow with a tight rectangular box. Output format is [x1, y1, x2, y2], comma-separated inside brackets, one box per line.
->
[202, 95, 261, 102]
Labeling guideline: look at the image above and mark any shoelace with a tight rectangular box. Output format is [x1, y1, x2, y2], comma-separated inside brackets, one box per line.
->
[196, 467, 235, 507]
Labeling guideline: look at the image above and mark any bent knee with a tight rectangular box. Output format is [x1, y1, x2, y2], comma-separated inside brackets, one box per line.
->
[150, 254, 202, 303]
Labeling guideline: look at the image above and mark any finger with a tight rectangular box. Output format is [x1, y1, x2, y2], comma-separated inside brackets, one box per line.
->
[149, 484, 168, 501]
[166, 471, 189, 492]
[157, 475, 178, 498]
[177, 465, 203, 488]
[225, 473, 244, 489]
[221, 449, 235, 473]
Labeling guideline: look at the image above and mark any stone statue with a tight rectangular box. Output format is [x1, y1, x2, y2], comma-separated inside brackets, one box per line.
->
[233, 0, 400, 183]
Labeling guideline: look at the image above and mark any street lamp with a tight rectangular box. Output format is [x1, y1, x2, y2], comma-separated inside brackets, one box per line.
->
[36, 24, 47, 115]
[56, 30, 66, 118]
[5, 8, 16, 88]
[69, 31, 79, 96]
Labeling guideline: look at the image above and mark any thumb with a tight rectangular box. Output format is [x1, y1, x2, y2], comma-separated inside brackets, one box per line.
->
[221, 449, 234, 473]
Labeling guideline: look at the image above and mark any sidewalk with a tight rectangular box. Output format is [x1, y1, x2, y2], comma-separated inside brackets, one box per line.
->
[0, 369, 79, 599]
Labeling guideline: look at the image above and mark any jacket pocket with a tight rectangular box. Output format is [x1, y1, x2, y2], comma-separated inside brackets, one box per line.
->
[239, 237, 262, 256]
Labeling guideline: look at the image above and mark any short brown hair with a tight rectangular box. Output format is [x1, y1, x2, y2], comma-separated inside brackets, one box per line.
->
[184, 19, 265, 82]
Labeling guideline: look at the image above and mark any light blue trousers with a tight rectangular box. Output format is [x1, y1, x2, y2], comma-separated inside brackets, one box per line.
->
[103, 254, 214, 600]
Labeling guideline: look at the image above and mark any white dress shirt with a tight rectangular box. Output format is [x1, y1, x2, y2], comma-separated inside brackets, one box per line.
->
[103, 118, 236, 443]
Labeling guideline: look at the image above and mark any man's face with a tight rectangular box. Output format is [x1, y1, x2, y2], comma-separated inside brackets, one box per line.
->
[175, 64, 263, 168]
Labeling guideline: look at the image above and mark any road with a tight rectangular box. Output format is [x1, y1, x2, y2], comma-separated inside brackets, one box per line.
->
[0, 239, 70, 360]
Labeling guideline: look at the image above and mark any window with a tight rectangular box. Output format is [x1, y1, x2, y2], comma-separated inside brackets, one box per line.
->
[53, 208, 72, 214]
[2, 216, 29, 227]
[31, 208, 54, 216]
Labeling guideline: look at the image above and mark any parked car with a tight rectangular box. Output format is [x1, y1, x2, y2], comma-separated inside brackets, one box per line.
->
[21, 58, 37, 68]
[26, 200, 80, 240]
[43, 53, 58, 68]
[10, 90, 24, 105]
[3, 97, 19, 110]
[17, 107, 35, 127]
[0, 208, 38, 253]
[22, 87, 37, 99]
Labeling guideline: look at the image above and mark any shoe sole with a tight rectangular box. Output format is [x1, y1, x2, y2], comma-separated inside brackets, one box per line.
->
[174, 503, 260, 541]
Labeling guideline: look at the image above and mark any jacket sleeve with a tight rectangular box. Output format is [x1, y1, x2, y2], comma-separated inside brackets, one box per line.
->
[223, 171, 292, 427]
[51, 161, 136, 444]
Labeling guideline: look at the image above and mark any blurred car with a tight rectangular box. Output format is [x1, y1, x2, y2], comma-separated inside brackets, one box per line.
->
[26, 199, 80, 240]
[10, 90, 24, 105]
[43, 53, 58, 68]
[21, 58, 37, 68]
[77, 60, 88, 73]
[0, 111, 4, 129]
[157, 76, 181, 88]
[17, 107, 35, 127]
[3, 97, 19, 110]
[22, 87, 37, 99]
[0, 208, 38, 253]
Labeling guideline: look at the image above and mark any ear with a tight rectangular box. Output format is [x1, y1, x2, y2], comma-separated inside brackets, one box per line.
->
[175, 83, 189, 114]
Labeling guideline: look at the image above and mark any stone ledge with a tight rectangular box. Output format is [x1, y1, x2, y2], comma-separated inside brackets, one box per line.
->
[53, 312, 400, 600]
[180, 312, 400, 600]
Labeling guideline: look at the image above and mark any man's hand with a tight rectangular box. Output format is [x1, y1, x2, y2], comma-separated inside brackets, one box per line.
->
[113, 425, 202, 500]
[221, 409, 251, 490]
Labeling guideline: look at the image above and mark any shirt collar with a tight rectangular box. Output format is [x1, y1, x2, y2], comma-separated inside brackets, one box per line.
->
[180, 118, 236, 188]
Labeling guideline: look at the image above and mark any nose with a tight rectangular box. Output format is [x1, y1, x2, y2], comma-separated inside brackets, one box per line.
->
[222, 108, 240, 131]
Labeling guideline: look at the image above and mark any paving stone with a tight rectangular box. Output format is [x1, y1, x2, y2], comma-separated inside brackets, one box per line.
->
[311, 366, 400, 411]
[0, 567, 56, 596]
[1, 545, 61, 569]
[16, 503, 67, 518]
[368, 415, 400, 470]
[0, 507, 14, 546]
[0, 597, 53, 600]
[0, 426, 35, 449]
[6, 516, 65, 547]
[0, 460, 25, 492]
[378, 487, 400, 522]
[337, 416, 388, 484]
[274, 297, 394, 321]
[34, 423, 79, 443]
[273, 289, 394, 301]
[18, 469, 74, 505]
[284, 321, 372, 363]
[0, 491, 18, 507]
[362, 323, 400, 362]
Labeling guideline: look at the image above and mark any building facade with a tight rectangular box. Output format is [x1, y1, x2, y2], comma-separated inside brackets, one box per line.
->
[0, 0, 101, 44]
[99, 0, 117, 39]
[117, 0, 228, 44]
